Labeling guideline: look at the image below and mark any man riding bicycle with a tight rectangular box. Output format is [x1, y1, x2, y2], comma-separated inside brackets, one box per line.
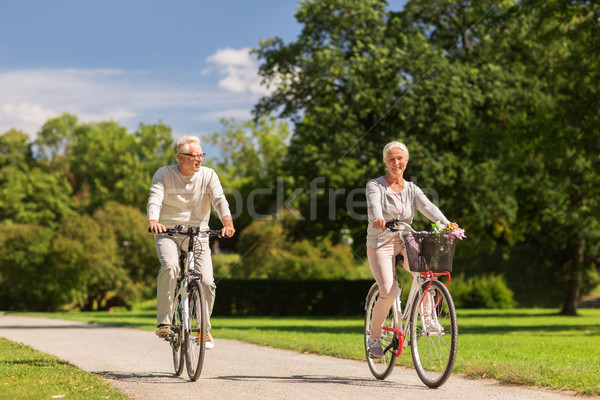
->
[147, 135, 235, 348]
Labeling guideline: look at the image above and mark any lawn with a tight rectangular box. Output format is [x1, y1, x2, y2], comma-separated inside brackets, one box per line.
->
[0, 337, 127, 400]
[5, 308, 600, 395]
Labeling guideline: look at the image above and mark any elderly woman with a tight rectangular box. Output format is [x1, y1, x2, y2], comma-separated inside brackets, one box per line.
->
[366, 141, 450, 358]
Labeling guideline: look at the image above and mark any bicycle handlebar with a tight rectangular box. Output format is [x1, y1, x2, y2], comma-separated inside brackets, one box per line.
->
[148, 224, 223, 238]
[385, 219, 431, 235]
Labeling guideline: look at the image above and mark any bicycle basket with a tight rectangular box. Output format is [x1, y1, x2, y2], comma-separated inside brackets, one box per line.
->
[403, 233, 456, 273]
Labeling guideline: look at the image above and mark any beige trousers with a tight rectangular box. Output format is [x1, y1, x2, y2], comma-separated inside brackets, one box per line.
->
[155, 235, 216, 328]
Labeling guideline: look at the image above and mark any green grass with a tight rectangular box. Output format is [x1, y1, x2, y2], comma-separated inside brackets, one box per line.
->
[6, 308, 600, 395]
[0, 337, 127, 400]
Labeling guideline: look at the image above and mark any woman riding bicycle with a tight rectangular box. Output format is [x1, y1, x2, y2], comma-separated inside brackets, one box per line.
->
[366, 141, 450, 359]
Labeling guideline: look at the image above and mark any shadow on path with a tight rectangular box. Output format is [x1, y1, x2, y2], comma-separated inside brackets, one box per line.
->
[210, 374, 425, 390]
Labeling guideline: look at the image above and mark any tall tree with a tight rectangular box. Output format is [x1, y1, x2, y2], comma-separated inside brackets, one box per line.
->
[35, 113, 174, 213]
[254, 0, 419, 244]
[0, 129, 74, 226]
[254, 0, 600, 311]
[202, 116, 291, 241]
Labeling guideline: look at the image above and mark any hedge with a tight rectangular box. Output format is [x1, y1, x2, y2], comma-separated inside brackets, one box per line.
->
[212, 274, 516, 316]
[213, 279, 374, 316]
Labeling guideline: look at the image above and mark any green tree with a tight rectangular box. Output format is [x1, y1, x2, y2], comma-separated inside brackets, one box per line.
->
[253, 0, 600, 311]
[254, 0, 418, 245]
[47, 213, 134, 310]
[35, 113, 174, 213]
[0, 223, 59, 310]
[93, 201, 159, 300]
[203, 117, 291, 241]
[235, 212, 366, 279]
[403, 0, 600, 313]
[0, 129, 74, 226]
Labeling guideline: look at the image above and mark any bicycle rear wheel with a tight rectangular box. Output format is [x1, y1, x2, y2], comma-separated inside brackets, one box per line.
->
[409, 279, 457, 388]
[364, 283, 398, 380]
[185, 280, 207, 381]
[171, 293, 185, 376]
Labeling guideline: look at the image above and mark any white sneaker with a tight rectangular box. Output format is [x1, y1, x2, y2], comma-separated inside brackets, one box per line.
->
[367, 338, 384, 359]
[155, 325, 172, 338]
[425, 320, 444, 333]
[205, 331, 214, 349]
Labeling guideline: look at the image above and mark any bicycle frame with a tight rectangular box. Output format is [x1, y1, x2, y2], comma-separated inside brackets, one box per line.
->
[381, 270, 452, 358]
[171, 232, 202, 337]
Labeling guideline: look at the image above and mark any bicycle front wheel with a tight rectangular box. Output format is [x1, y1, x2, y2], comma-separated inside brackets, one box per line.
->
[409, 279, 458, 388]
[185, 280, 207, 381]
[364, 283, 398, 380]
[171, 293, 185, 376]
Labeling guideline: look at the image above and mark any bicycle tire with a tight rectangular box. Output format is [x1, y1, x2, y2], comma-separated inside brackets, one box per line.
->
[409, 279, 457, 388]
[364, 283, 398, 380]
[171, 292, 185, 376]
[185, 280, 207, 381]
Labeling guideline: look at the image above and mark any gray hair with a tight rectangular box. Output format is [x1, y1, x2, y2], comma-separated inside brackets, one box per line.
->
[383, 141, 409, 162]
[173, 135, 201, 156]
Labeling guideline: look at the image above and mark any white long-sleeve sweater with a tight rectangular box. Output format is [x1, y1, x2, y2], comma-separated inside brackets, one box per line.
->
[147, 165, 231, 231]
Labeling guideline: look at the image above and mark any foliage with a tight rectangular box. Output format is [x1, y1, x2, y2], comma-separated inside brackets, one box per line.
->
[253, 0, 600, 312]
[212, 253, 242, 280]
[0, 130, 74, 226]
[202, 116, 291, 248]
[0, 115, 169, 311]
[35, 113, 174, 213]
[212, 279, 373, 316]
[0, 223, 59, 310]
[93, 201, 158, 300]
[0, 206, 157, 311]
[235, 213, 367, 279]
[451, 273, 516, 308]
[46, 213, 134, 311]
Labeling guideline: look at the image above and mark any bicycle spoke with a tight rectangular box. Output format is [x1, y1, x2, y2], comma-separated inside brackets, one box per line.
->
[364, 283, 398, 380]
[410, 280, 457, 388]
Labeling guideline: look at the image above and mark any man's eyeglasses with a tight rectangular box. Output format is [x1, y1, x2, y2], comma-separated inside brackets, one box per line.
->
[180, 152, 206, 160]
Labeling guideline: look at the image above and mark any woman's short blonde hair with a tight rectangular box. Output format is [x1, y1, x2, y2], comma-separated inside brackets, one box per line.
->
[173, 135, 201, 156]
[383, 141, 409, 162]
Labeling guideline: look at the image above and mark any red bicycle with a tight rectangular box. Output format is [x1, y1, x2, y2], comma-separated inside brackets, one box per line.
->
[364, 220, 458, 388]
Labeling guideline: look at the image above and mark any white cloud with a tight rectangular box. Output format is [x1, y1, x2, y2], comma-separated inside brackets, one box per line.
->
[0, 102, 56, 134]
[0, 68, 254, 138]
[205, 47, 271, 96]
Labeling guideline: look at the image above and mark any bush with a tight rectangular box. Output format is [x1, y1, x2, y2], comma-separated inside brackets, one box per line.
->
[0, 223, 59, 310]
[235, 217, 369, 279]
[451, 273, 516, 308]
[212, 253, 242, 279]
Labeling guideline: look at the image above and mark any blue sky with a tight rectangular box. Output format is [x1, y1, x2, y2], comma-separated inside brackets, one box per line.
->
[1, 0, 406, 149]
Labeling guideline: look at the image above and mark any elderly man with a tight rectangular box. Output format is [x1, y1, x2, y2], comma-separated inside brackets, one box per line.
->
[148, 135, 235, 349]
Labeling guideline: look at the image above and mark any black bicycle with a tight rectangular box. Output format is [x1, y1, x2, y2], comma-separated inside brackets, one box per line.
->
[151, 224, 221, 381]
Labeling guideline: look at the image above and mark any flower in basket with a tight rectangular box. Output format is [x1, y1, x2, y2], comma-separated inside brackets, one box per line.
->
[432, 221, 466, 240]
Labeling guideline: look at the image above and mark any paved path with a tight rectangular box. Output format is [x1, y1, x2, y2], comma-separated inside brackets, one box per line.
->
[0, 315, 590, 400]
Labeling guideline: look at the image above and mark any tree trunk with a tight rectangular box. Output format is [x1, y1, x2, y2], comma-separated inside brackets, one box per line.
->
[561, 235, 586, 316]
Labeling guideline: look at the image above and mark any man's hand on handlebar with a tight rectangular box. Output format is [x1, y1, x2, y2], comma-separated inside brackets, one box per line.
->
[220, 226, 235, 238]
[220, 216, 235, 238]
[148, 220, 167, 234]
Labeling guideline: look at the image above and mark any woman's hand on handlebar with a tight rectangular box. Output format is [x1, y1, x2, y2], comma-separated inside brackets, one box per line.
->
[373, 218, 386, 231]
[148, 220, 167, 234]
